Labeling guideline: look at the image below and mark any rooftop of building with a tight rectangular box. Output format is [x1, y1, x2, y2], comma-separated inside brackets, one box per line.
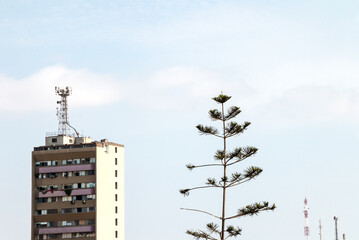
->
[34, 135, 124, 151]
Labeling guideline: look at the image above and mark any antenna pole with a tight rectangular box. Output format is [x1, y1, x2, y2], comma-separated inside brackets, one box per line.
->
[334, 216, 338, 240]
[55, 86, 72, 136]
[319, 219, 322, 240]
[304, 198, 310, 240]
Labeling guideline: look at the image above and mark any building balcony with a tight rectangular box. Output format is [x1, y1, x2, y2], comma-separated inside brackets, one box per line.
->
[38, 188, 95, 198]
[37, 225, 95, 235]
[37, 164, 95, 174]
[34, 212, 95, 223]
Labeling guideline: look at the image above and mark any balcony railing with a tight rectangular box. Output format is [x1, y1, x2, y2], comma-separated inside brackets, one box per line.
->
[38, 189, 95, 198]
[37, 164, 95, 174]
[38, 225, 95, 234]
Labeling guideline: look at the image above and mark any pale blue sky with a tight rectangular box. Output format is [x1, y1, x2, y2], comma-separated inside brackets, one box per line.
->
[1, 1, 358, 239]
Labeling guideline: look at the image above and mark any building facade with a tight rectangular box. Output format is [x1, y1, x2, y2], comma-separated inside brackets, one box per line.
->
[31, 135, 124, 240]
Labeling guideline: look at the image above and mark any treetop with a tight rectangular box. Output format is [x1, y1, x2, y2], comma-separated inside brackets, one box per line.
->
[212, 94, 231, 104]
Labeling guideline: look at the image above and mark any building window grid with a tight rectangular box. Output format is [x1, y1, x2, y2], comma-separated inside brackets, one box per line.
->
[60, 158, 96, 166]
[33, 141, 123, 239]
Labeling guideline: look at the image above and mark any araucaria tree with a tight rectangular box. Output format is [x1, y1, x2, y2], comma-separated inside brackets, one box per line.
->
[180, 94, 275, 240]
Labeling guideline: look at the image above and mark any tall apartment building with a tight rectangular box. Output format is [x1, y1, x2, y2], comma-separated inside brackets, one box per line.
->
[31, 87, 124, 240]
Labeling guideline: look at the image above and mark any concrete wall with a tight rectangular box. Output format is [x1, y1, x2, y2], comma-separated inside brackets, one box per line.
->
[45, 136, 75, 146]
[96, 143, 124, 240]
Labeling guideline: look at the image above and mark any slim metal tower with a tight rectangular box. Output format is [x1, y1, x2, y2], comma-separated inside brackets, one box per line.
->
[319, 219, 322, 240]
[304, 198, 310, 240]
[55, 86, 72, 136]
[334, 216, 338, 240]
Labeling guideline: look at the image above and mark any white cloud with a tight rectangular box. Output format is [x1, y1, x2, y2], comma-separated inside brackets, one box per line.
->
[128, 66, 253, 110]
[0, 65, 123, 112]
[259, 85, 359, 124]
[2, 61, 359, 126]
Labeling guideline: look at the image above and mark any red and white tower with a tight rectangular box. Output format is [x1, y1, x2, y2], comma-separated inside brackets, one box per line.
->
[304, 198, 310, 240]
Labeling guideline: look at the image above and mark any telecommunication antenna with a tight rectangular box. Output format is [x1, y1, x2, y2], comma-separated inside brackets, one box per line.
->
[319, 219, 322, 240]
[334, 216, 339, 240]
[55, 86, 79, 137]
[304, 198, 310, 240]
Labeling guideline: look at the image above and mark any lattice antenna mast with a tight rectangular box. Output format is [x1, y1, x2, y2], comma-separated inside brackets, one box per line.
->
[334, 216, 339, 240]
[304, 198, 310, 240]
[319, 219, 322, 240]
[55, 86, 79, 136]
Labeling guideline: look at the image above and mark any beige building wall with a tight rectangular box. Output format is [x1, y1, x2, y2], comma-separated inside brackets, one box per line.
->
[96, 142, 124, 240]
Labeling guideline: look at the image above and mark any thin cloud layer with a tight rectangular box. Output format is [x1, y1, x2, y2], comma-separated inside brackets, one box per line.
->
[260, 85, 359, 124]
[127, 66, 253, 110]
[0, 65, 122, 112]
[2, 63, 359, 125]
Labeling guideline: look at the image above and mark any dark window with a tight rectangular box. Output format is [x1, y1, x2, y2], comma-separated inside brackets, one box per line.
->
[47, 209, 58, 214]
[115, 218, 118, 226]
[52, 138, 57, 143]
[115, 194, 117, 201]
[48, 234, 58, 239]
[115, 170, 117, 177]
[62, 208, 72, 214]
[115, 147, 117, 153]
[49, 222, 57, 227]
[115, 231, 118, 238]
[87, 219, 95, 225]
[115, 206, 118, 213]
[115, 182, 118, 189]
[115, 158, 118, 165]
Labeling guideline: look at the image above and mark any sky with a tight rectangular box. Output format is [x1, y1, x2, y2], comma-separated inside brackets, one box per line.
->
[1, 0, 359, 239]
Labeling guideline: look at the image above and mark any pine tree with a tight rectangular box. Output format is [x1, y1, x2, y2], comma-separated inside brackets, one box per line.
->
[180, 94, 275, 240]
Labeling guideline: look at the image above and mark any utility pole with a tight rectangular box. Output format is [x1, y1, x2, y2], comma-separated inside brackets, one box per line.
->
[304, 198, 309, 240]
[334, 216, 338, 240]
[319, 219, 322, 240]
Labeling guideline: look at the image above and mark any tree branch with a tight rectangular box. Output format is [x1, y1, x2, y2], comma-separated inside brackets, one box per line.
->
[225, 202, 276, 220]
[226, 179, 251, 188]
[188, 163, 223, 170]
[187, 230, 218, 240]
[180, 185, 222, 196]
[190, 185, 221, 191]
[181, 208, 222, 220]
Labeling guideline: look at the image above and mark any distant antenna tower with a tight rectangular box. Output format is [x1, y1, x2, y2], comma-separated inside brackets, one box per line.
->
[304, 198, 310, 240]
[334, 216, 339, 240]
[55, 86, 79, 136]
[319, 219, 322, 240]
